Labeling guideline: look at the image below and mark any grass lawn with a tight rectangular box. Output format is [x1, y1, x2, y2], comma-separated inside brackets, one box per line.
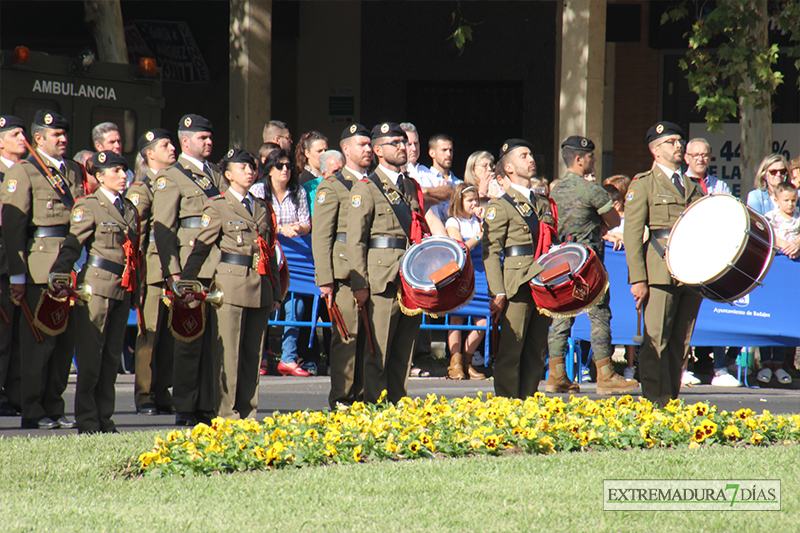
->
[1, 430, 797, 533]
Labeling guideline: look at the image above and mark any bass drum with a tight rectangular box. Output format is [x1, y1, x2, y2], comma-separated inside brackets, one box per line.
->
[666, 194, 774, 303]
[399, 235, 474, 316]
[529, 242, 608, 318]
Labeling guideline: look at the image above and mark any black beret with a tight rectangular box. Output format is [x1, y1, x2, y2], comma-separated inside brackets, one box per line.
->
[222, 148, 257, 168]
[33, 109, 69, 132]
[0, 115, 25, 133]
[498, 138, 533, 160]
[137, 129, 172, 153]
[371, 122, 405, 140]
[90, 150, 128, 171]
[341, 123, 371, 141]
[561, 135, 595, 152]
[179, 114, 214, 133]
[646, 121, 684, 145]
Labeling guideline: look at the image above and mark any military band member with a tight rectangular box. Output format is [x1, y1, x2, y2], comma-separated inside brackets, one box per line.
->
[313, 124, 372, 408]
[181, 149, 281, 420]
[623, 122, 705, 407]
[547, 136, 637, 395]
[2, 110, 84, 429]
[481, 139, 553, 399]
[50, 151, 139, 434]
[153, 114, 224, 426]
[347, 122, 427, 404]
[128, 129, 176, 415]
[0, 115, 26, 416]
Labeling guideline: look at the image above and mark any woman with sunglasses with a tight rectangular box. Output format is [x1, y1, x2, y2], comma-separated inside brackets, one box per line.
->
[746, 154, 790, 216]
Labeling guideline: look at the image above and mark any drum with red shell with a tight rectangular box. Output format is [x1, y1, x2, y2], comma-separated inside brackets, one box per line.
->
[529, 242, 608, 317]
[399, 236, 475, 316]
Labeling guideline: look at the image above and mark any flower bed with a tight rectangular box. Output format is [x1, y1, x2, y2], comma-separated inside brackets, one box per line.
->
[138, 392, 800, 476]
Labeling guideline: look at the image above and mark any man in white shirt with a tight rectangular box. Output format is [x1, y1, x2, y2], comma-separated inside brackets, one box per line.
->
[424, 134, 461, 222]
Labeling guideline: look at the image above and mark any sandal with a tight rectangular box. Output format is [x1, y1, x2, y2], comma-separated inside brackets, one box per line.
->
[757, 367, 772, 383]
[410, 367, 430, 378]
[774, 368, 793, 384]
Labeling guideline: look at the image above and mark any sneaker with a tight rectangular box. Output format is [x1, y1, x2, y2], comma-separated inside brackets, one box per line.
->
[774, 368, 792, 384]
[757, 367, 772, 383]
[711, 369, 741, 387]
[681, 370, 700, 385]
[623, 366, 636, 381]
[472, 354, 484, 367]
[301, 362, 317, 376]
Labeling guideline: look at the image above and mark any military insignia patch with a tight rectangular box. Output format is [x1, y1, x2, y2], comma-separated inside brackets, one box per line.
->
[380, 123, 389, 134]
[656, 124, 664, 134]
[515, 202, 533, 217]
[387, 190, 401, 205]
[626, 190, 635, 202]
[156, 177, 167, 189]
[226, 149, 234, 158]
[129, 193, 140, 206]
[146, 131, 155, 142]
[580, 138, 588, 148]
[6, 179, 16, 193]
[486, 207, 496, 221]
[352, 195, 362, 208]
[44, 113, 53, 125]
[98, 152, 106, 163]
[502, 143, 508, 152]
[72, 209, 83, 222]
[201, 214, 211, 227]
[0, 118, 5, 128]
[317, 191, 326, 203]
[184, 117, 193, 128]
[349, 124, 357, 134]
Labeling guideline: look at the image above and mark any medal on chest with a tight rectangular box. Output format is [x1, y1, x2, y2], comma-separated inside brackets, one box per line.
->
[515, 201, 533, 218]
[383, 185, 402, 205]
[194, 175, 212, 190]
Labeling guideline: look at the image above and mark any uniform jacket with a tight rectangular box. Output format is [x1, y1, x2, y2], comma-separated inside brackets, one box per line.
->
[52, 190, 140, 301]
[126, 171, 163, 285]
[153, 155, 226, 280]
[1, 155, 85, 283]
[0, 157, 13, 275]
[481, 185, 555, 299]
[623, 165, 705, 285]
[311, 168, 359, 286]
[347, 166, 423, 294]
[182, 192, 280, 308]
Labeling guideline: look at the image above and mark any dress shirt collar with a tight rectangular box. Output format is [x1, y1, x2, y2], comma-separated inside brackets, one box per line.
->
[0, 155, 16, 168]
[226, 187, 252, 205]
[99, 186, 119, 204]
[38, 149, 64, 169]
[344, 165, 365, 180]
[378, 164, 401, 185]
[507, 180, 533, 201]
[656, 162, 681, 181]
[180, 153, 206, 173]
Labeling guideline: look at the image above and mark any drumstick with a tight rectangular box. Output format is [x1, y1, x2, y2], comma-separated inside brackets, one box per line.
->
[331, 301, 350, 340]
[0, 305, 9, 326]
[491, 319, 499, 360]
[360, 305, 375, 355]
[632, 308, 644, 344]
[19, 298, 44, 343]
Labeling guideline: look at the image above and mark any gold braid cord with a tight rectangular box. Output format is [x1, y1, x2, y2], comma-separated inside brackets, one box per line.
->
[536, 280, 610, 319]
[396, 286, 476, 319]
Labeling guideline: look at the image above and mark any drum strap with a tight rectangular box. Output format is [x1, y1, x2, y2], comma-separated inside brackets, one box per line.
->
[369, 173, 414, 241]
[334, 172, 354, 191]
[501, 193, 540, 245]
[648, 229, 670, 259]
[178, 166, 220, 198]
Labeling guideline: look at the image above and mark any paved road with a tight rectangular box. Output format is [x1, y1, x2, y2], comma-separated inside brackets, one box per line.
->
[1, 373, 798, 439]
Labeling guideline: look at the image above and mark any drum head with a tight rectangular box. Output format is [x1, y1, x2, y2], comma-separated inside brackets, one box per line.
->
[400, 236, 465, 291]
[275, 242, 285, 268]
[530, 243, 588, 287]
[667, 194, 747, 284]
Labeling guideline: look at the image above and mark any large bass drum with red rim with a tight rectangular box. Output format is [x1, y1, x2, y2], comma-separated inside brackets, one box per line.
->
[398, 236, 475, 316]
[666, 193, 774, 302]
[529, 242, 608, 318]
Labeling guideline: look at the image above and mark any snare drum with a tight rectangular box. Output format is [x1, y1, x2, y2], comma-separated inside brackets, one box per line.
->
[275, 241, 290, 300]
[666, 194, 774, 302]
[398, 235, 475, 315]
[529, 243, 608, 318]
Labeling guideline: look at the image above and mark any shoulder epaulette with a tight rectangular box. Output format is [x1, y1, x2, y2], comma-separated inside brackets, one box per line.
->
[632, 171, 650, 181]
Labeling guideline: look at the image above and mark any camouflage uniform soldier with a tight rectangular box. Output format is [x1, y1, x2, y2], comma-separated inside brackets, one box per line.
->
[547, 136, 638, 395]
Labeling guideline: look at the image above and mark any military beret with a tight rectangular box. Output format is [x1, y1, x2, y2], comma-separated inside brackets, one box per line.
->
[371, 122, 405, 140]
[341, 123, 371, 141]
[179, 114, 214, 133]
[222, 148, 257, 169]
[0, 115, 25, 133]
[137, 128, 172, 153]
[90, 150, 128, 171]
[498, 138, 534, 160]
[646, 121, 684, 145]
[33, 109, 69, 132]
[561, 135, 595, 152]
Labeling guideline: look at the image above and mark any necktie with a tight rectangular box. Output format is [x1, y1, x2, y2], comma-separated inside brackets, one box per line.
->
[673, 173, 685, 197]
[114, 197, 124, 215]
[242, 197, 253, 215]
[203, 162, 213, 177]
[396, 173, 406, 195]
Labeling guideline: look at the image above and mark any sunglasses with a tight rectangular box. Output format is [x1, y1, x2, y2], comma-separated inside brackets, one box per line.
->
[274, 162, 290, 170]
[767, 168, 788, 176]
[380, 139, 408, 148]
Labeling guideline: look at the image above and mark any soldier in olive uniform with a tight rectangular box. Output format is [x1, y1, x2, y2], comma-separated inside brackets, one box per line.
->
[547, 136, 638, 395]
[128, 129, 176, 415]
[0, 115, 26, 416]
[313, 124, 373, 408]
[153, 114, 226, 426]
[347, 122, 425, 404]
[623, 122, 705, 407]
[481, 139, 553, 399]
[2, 110, 83, 429]
[181, 149, 281, 420]
[51, 151, 139, 434]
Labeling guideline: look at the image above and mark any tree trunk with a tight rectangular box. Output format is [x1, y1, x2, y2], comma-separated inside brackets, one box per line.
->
[737, 0, 771, 200]
[84, 0, 128, 64]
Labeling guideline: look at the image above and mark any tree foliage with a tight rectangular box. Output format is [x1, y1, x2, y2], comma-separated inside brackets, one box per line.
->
[664, 0, 800, 133]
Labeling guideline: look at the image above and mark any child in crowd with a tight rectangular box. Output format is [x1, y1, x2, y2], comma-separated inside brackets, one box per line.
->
[443, 183, 486, 380]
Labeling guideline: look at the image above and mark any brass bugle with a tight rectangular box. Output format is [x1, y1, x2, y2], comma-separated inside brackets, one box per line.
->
[73, 284, 93, 305]
[172, 280, 224, 309]
[48, 273, 92, 304]
[204, 287, 224, 309]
